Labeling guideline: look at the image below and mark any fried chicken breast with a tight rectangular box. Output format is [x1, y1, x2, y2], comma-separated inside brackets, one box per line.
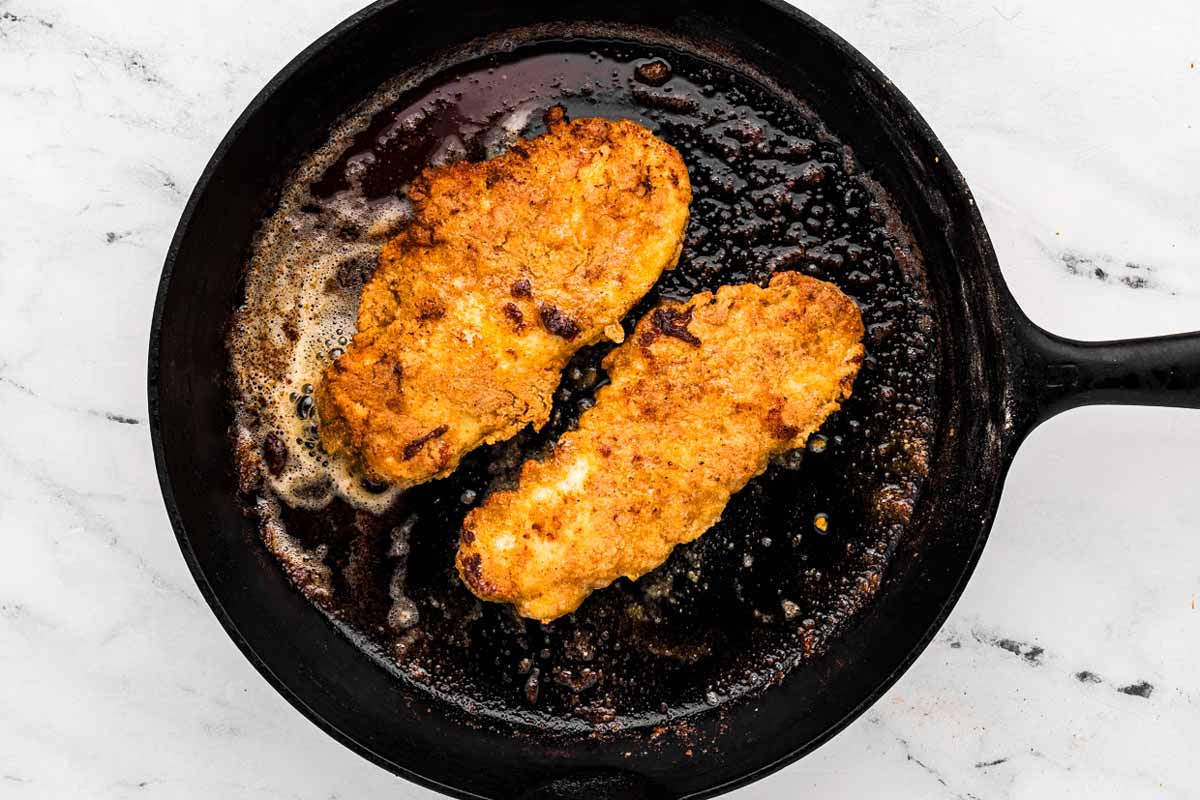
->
[317, 110, 691, 486]
[457, 272, 865, 621]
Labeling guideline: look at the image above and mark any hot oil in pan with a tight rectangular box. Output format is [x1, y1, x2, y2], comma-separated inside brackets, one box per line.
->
[228, 40, 938, 731]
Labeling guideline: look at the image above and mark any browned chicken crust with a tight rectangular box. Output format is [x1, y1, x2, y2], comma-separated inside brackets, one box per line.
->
[317, 111, 691, 485]
[457, 273, 865, 621]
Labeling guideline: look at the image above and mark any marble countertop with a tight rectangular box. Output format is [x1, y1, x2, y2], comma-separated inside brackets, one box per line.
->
[1, 0, 1197, 797]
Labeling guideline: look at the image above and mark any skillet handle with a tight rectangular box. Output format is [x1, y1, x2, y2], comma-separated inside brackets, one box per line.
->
[516, 770, 662, 800]
[1017, 324, 1200, 425]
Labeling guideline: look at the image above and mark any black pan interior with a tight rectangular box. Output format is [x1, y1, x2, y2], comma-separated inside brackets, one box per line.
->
[239, 31, 941, 730]
[151, 2, 1012, 797]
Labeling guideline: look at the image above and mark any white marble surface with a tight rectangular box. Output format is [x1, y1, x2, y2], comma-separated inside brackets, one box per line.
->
[1, 0, 1198, 797]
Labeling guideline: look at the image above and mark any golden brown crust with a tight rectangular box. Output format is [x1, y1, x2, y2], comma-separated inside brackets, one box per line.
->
[457, 273, 865, 621]
[317, 115, 691, 485]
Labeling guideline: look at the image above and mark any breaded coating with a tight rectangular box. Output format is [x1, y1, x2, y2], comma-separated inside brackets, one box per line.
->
[317, 111, 691, 485]
[457, 273, 865, 621]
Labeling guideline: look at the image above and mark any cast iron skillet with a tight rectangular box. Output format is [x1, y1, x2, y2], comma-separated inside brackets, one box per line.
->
[148, 1, 1200, 797]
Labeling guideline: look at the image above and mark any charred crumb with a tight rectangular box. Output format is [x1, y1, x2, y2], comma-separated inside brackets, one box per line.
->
[525, 668, 541, 704]
[1074, 670, 1102, 684]
[511, 278, 533, 298]
[631, 87, 697, 113]
[403, 424, 449, 460]
[262, 432, 289, 476]
[563, 628, 596, 662]
[503, 302, 525, 329]
[635, 59, 672, 87]
[975, 757, 1008, 769]
[552, 666, 600, 691]
[650, 306, 700, 346]
[539, 304, 581, 340]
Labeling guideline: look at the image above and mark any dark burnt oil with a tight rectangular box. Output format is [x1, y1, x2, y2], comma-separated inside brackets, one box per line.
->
[232, 40, 939, 733]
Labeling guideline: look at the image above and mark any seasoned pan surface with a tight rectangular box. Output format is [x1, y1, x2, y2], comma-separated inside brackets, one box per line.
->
[228, 30, 939, 730]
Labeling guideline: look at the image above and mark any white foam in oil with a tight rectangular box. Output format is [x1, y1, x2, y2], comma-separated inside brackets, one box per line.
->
[229, 59, 550, 517]
[229, 22, 675, 525]
[229, 93, 418, 514]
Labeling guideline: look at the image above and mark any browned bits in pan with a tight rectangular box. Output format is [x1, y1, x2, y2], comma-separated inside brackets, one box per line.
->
[261, 432, 288, 476]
